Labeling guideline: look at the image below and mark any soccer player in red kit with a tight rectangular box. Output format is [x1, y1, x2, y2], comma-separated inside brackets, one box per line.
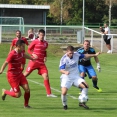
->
[24, 29, 57, 97]
[0, 40, 37, 108]
[9, 30, 29, 71]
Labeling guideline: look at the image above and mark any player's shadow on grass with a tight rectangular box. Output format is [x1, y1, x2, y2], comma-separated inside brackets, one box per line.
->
[89, 90, 117, 95]
[90, 108, 117, 111]
[100, 91, 117, 93]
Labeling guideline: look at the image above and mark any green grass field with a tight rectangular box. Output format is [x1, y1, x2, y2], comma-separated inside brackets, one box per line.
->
[0, 43, 117, 117]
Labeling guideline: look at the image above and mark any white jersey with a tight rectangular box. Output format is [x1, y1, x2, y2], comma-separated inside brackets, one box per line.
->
[105, 27, 111, 39]
[59, 52, 84, 79]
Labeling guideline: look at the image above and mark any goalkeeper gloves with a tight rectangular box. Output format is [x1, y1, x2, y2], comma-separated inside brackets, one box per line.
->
[97, 63, 101, 72]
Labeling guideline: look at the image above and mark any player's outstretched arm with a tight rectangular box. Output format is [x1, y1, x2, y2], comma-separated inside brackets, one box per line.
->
[84, 52, 101, 58]
[24, 53, 38, 60]
[0, 61, 8, 74]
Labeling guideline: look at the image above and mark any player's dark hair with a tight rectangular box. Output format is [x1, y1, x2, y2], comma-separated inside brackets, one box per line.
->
[39, 29, 45, 35]
[67, 45, 74, 51]
[16, 40, 25, 47]
[84, 40, 90, 45]
[16, 30, 21, 33]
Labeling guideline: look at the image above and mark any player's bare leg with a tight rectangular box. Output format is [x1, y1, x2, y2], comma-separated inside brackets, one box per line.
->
[61, 87, 68, 110]
[21, 84, 31, 108]
[106, 44, 111, 53]
[42, 73, 57, 97]
[23, 71, 32, 77]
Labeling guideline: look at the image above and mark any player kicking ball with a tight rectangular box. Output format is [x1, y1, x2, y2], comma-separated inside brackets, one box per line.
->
[0, 40, 38, 108]
[59, 45, 101, 110]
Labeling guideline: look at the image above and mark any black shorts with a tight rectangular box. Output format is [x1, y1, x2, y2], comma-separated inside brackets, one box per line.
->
[104, 38, 111, 44]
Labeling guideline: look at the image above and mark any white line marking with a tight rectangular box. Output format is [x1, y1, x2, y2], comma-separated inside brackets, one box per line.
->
[2, 71, 77, 99]
[28, 79, 77, 99]
[2, 71, 117, 100]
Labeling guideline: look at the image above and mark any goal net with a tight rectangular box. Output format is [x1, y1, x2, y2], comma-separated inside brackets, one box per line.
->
[0, 17, 24, 25]
[0, 17, 24, 43]
[0, 17, 24, 33]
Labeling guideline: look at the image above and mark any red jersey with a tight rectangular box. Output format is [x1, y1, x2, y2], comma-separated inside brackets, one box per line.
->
[28, 39, 48, 63]
[6, 49, 24, 76]
[11, 37, 29, 47]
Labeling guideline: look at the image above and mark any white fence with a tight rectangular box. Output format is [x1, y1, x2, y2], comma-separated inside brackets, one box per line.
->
[0, 25, 82, 43]
[0, 25, 117, 53]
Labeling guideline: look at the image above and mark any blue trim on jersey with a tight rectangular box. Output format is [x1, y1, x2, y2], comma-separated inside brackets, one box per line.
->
[77, 48, 84, 54]
[79, 54, 84, 59]
[90, 48, 95, 52]
[59, 64, 66, 70]
[77, 47, 95, 53]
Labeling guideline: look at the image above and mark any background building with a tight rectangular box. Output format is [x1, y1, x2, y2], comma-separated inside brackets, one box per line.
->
[0, 4, 50, 25]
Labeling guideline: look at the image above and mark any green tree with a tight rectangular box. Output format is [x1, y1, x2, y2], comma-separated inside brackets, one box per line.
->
[105, 0, 117, 26]
[85, 0, 107, 25]
[0, 0, 9, 3]
[111, 4, 117, 24]
[48, 0, 72, 25]
[66, 0, 107, 25]
[1, 0, 117, 25]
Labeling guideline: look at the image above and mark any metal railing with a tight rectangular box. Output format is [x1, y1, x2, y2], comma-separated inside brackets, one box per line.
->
[84, 27, 117, 53]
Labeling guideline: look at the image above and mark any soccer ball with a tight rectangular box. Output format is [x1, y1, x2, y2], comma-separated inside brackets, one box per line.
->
[28, 34, 34, 39]
[78, 94, 88, 103]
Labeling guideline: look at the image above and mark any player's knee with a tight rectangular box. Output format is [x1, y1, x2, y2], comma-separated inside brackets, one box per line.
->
[42, 73, 49, 80]
[92, 77, 98, 80]
[81, 82, 89, 88]
[15, 92, 22, 98]
[25, 88, 30, 93]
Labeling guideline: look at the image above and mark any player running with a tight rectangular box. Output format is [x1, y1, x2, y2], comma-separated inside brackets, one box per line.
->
[59, 45, 101, 110]
[0, 40, 37, 108]
[9, 30, 29, 71]
[77, 40, 102, 93]
[23, 29, 57, 98]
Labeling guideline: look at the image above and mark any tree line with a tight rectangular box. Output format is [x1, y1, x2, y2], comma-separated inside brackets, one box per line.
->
[0, 0, 117, 25]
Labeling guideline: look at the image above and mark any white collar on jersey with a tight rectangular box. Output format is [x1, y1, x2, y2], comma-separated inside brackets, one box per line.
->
[14, 48, 18, 53]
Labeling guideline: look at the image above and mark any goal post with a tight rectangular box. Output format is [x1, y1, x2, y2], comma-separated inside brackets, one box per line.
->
[0, 17, 24, 33]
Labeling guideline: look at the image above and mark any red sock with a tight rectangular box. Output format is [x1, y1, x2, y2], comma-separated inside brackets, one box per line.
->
[44, 79, 51, 95]
[24, 91, 30, 106]
[5, 90, 16, 97]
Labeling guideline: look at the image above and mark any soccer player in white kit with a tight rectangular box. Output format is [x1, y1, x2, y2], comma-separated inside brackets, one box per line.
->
[59, 45, 101, 110]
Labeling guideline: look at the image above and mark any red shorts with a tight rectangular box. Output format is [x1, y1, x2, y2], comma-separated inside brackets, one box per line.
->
[22, 57, 26, 64]
[7, 72, 28, 93]
[26, 60, 48, 75]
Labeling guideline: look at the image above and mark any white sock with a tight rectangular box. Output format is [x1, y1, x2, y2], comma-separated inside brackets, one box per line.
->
[81, 88, 88, 95]
[61, 94, 67, 106]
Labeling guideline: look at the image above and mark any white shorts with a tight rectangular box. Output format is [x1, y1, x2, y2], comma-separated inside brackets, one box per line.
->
[60, 74, 85, 89]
